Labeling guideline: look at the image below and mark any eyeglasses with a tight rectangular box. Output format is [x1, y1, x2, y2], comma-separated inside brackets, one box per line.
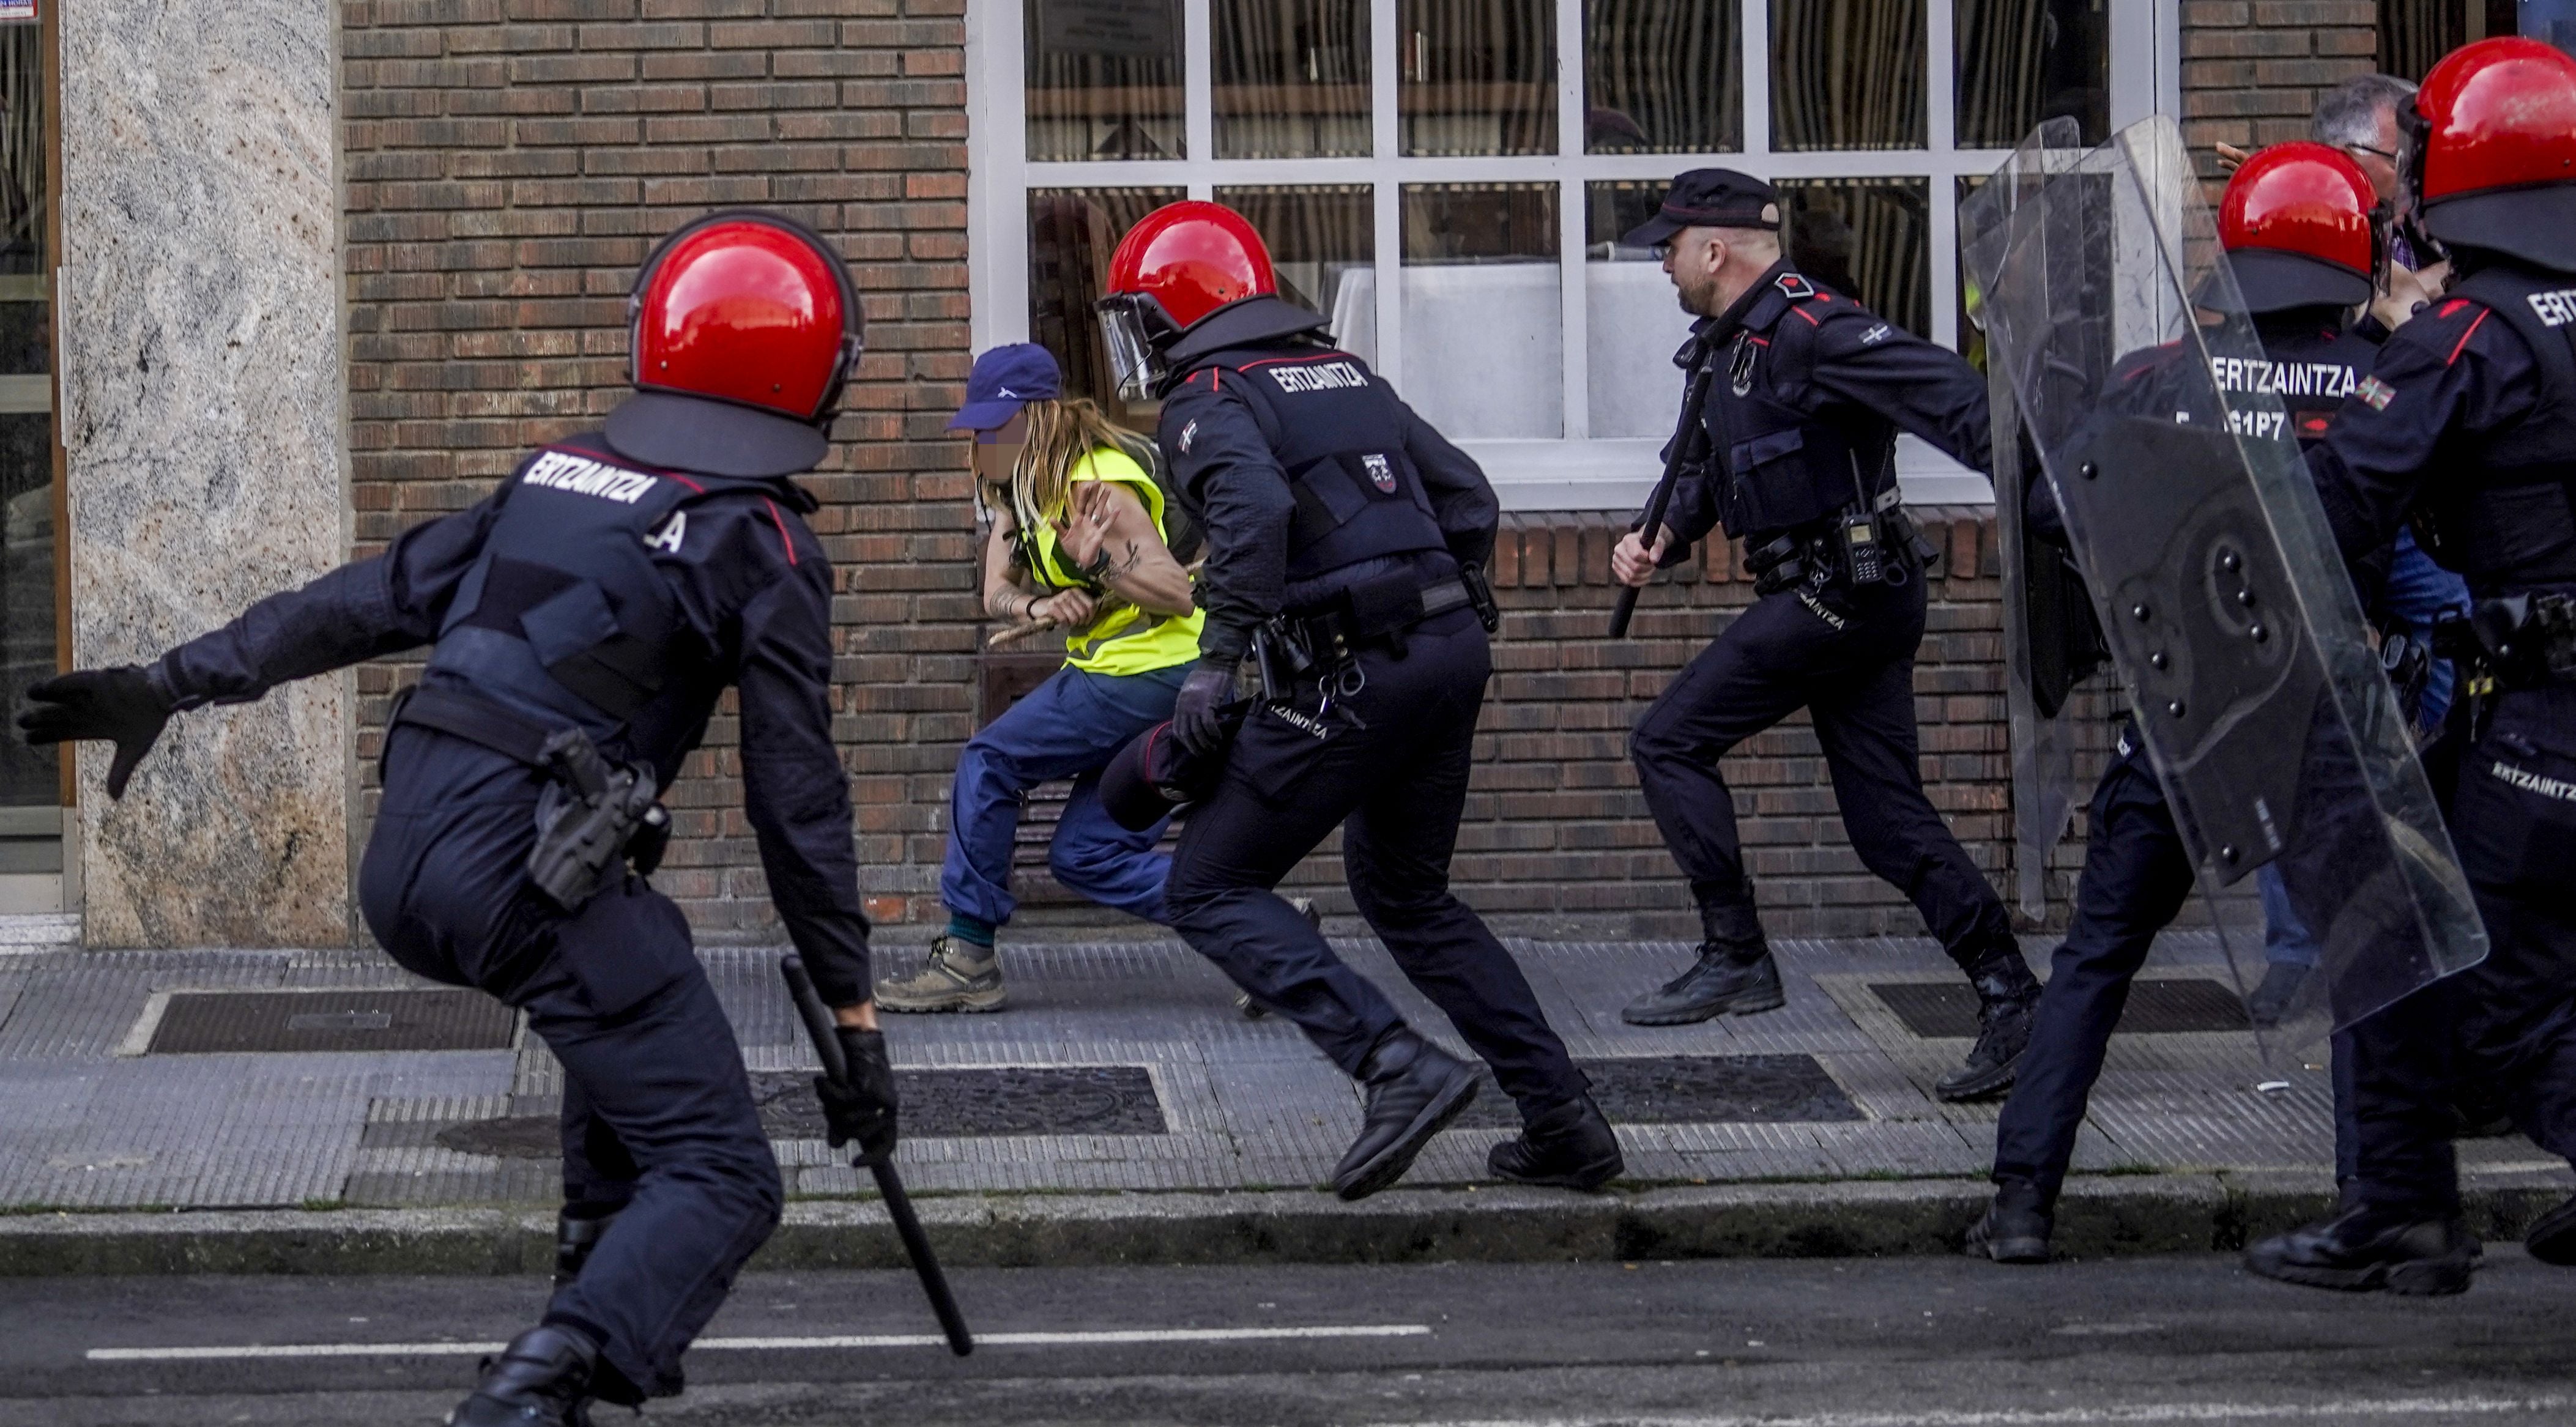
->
[2345, 143, 2399, 164]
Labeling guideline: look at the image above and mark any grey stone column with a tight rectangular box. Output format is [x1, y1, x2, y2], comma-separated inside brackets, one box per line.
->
[56, 0, 350, 946]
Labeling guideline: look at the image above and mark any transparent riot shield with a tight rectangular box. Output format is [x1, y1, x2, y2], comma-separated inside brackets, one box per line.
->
[1960, 116, 2485, 1037]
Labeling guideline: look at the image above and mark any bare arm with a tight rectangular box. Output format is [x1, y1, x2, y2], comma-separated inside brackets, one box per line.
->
[982, 508, 1042, 623]
[1058, 481, 1195, 617]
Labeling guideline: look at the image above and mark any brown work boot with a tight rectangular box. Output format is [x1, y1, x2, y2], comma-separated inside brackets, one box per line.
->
[873, 934, 1006, 1014]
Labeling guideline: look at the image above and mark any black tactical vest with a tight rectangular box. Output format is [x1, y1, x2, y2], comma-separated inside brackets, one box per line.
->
[2418, 264, 2576, 590]
[1688, 273, 1893, 543]
[1192, 348, 1449, 586]
[421, 436, 718, 743]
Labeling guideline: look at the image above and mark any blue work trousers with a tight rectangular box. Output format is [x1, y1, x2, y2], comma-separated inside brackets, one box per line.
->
[941, 663, 1186, 928]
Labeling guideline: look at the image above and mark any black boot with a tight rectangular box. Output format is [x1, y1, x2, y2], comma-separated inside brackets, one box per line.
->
[1488, 1094, 1623, 1192]
[1964, 1179, 2053, 1264]
[2525, 1193, 2576, 1266]
[1935, 947, 2041, 1103]
[1622, 902, 1782, 1026]
[447, 1324, 600, 1427]
[1332, 1031, 1479, 1202]
[2244, 1206, 2478, 1295]
[552, 1205, 622, 1290]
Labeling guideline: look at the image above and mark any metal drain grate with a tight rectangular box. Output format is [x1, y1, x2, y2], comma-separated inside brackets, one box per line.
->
[754, 1066, 1167, 1139]
[148, 989, 518, 1054]
[1871, 977, 2249, 1039]
[1453, 1053, 1861, 1130]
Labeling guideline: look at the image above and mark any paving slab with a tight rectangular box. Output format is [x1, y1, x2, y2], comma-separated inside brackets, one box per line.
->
[0, 931, 2559, 1273]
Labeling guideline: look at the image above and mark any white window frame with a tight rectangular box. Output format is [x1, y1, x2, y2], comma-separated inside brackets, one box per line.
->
[967, 0, 2179, 510]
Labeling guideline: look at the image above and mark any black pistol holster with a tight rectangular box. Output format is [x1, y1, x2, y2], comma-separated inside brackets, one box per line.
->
[529, 729, 669, 911]
[392, 684, 672, 911]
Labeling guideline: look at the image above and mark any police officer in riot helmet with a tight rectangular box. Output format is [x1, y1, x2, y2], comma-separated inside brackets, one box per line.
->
[1097, 202, 1620, 1199]
[1971, 145, 2404, 1265]
[2247, 37, 2576, 1294]
[1610, 170, 2041, 1101]
[18, 212, 896, 1418]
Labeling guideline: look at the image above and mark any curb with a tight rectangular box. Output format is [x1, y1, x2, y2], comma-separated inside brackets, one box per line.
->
[0, 1172, 2565, 1277]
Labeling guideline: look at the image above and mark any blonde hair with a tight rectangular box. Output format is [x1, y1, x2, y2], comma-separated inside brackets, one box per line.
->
[989, 396, 1157, 537]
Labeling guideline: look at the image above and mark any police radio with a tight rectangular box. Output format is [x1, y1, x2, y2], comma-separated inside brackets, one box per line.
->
[1841, 454, 1890, 585]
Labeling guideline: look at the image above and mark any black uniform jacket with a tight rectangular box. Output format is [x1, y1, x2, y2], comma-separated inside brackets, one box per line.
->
[1658, 260, 1992, 562]
[147, 434, 874, 1002]
[2309, 280, 2553, 593]
[1157, 300, 1500, 665]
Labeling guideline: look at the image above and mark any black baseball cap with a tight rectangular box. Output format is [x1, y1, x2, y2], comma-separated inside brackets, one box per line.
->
[1622, 169, 1784, 248]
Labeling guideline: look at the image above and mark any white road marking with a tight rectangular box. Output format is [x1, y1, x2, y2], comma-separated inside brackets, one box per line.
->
[85, 1323, 1432, 1362]
[1414, 1398, 2576, 1427]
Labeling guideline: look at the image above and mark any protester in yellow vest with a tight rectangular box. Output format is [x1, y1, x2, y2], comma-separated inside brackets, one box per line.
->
[877, 344, 1204, 1012]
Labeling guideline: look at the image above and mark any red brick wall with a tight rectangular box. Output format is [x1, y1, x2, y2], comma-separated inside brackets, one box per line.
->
[941, 510, 2037, 944]
[2181, 1, 2381, 182]
[338, 0, 973, 938]
[336, 6, 2073, 947]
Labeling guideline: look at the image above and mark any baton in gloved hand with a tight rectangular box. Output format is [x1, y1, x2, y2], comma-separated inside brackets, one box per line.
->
[1610, 365, 1715, 639]
[781, 955, 974, 1357]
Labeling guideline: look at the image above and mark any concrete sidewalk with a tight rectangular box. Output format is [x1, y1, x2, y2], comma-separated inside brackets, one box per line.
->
[0, 926, 2564, 1272]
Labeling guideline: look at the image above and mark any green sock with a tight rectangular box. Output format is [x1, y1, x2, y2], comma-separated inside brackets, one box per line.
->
[945, 913, 997, 949]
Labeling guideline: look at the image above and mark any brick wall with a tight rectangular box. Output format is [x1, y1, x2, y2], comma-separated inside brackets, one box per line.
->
[338, 0, 972, 938]
[929, 510, 2042, 944]
[2181, 1, 2381, 181]
[336, 6, 2071, 948]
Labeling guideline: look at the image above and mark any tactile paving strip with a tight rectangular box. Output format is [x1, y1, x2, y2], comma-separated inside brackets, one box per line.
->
[1451, 1053, 1864, 1129]
[148, 989, 519, 1054]
[1871, 977, 2249, 1039]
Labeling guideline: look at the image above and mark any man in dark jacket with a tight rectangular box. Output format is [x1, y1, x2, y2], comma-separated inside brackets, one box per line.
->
[1097, 201, 1619, 1201]
[1610, 169, 2040, 1103]
[19, 211, 897, 1423]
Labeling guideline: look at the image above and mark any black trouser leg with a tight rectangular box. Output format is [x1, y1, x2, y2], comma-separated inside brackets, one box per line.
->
[1342, 631, 1584, 1116]
[1991, 750, 2194, 1201]
[1808, 626, 2020, 964]
[532, 915, 784, 1401]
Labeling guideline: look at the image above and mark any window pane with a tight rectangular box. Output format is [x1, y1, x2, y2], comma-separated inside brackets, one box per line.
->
[1216, 0, 1370, 158]
[1026, 0, 1185, 161]
[0, 23, 50, 809]
[1778, 178, 1930, 338]
[1028, 187, 1185, 424]
[1400, 0, 1556, 157]
[1770, 0, 1925, 152]
[1212, 185, 1376, 352]
[1584, 180, 1696, 439]
[1954, 0, 2108, 148]
[1396, 183, 1561, 438]
[1584, 0, 1740, 154]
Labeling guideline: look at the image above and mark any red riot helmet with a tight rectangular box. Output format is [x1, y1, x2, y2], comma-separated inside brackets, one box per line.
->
[604, 209, 864, 478]
[2218, 143, 2385, 313]
[1096, 202, 1278, 401]
[2401, 37, 2576, 272]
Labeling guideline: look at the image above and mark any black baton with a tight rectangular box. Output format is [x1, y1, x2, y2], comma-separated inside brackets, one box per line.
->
[781, 955, 974, 1357]
[1611, 365, 1715, 639]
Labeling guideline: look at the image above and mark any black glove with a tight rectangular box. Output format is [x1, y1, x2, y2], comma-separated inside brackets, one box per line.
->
[814, 1025, 899, 1165]
[18, 666, 174, 800]
[1171, 661, 1238, 757]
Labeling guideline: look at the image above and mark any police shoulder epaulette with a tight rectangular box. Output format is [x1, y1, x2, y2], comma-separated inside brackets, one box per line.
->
[1773, 272, 1822, 302]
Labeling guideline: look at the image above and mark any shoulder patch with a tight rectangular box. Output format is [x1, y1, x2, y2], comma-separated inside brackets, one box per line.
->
[2356, 375, 2397, 411]
[1774, 272, 1819, 302]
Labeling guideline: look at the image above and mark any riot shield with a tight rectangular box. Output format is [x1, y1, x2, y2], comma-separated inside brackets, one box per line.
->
[1960, 116, 2485, 1037]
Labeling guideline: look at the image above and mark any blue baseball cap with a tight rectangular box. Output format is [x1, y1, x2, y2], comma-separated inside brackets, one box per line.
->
[949, 343, 1063, 431]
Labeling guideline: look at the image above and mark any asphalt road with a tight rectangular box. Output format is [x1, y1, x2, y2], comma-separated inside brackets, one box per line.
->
[3, 1251, 2573, 1425]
